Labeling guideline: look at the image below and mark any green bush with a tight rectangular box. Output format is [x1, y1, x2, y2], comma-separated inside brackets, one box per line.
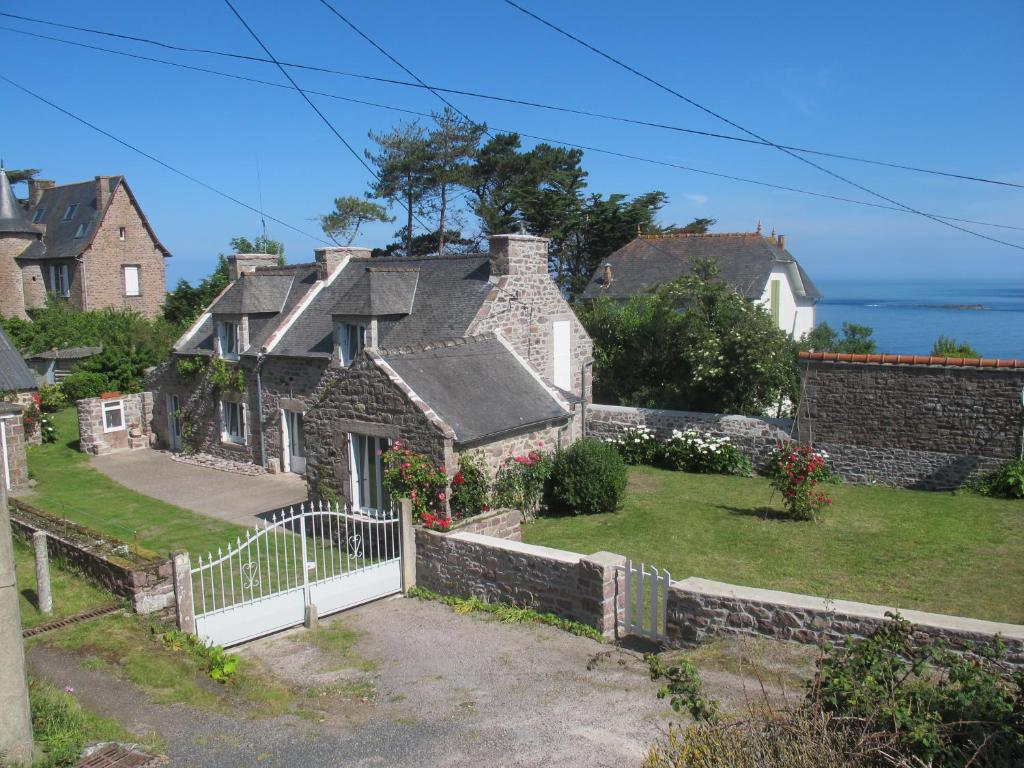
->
[37, 384, 69, 412]
[59, 371, 110, 402]
[609, 425, 660, 465]
[662, 429, 752, 476]
[450, 451, 490, 520]
[969, 459, 1024, 499]
[492, 450, 552, 520]
[29, 679, 128, 767]
[547, 439, 627, 516]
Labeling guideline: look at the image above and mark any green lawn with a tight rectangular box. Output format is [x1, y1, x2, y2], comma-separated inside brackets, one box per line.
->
[14, 537, 115, 629]
[523, 467, 1024, 624]
[23, 408, 246, 557]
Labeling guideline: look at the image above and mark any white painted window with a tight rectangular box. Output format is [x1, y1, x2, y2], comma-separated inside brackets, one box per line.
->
[337, 322, 366, 367]
[349, 434, 389, 515]
[119, 226, 126, 241]
[102, 400, 125, 433]
[221, 400, 245, 444]
[124, 266, 140, 297]
[32, 207, 46, 223]
[48, 264, 70, 298]
[552, 319, 571, 391]
[74, 221, 89, 239]
[62, 204, 78, 221]
[217, 321, 240, 360]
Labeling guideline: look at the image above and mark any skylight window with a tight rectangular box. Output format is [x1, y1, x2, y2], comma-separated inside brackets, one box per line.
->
[62, 204, 78, 221]
[74, 222, 89, 239]
[31, 207, 46, 223]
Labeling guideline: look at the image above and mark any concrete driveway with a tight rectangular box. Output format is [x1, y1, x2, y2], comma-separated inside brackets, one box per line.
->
[91, 450, 308, 526]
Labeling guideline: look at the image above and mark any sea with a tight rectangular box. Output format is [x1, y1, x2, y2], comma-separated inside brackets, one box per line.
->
[814, 279, 1024, 360]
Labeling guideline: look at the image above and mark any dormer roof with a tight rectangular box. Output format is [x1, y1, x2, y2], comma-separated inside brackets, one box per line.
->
[0, 168, 41, 235]
[211, 273, 296, 315]
[332, 266, 419, 317]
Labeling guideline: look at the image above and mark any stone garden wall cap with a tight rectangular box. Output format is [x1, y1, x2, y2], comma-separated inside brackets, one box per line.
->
[100, 390, 122, 399]
[799, 351, 1024, 369]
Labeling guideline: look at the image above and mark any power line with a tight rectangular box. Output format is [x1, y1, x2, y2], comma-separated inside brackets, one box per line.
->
[4, 24, 1021, 234]
[500, 0, 1024, 252]
[2, 11, 1021, 192]
[0, 74, 330, 245]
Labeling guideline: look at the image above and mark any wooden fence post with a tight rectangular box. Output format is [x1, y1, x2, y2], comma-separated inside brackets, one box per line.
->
[171, 550, 194, 634]
[400, 498, 416, 594]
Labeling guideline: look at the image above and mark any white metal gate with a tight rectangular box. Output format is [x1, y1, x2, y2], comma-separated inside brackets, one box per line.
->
[622, 560, 671, 641]
[191, 501, 402, 647]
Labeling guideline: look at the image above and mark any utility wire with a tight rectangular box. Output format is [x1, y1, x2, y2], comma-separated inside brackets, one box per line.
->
[0, 74, 330, 245]
[2, 11, 1020, 191]
[4, 24, 1021, 234]
[500, 0, 1024, 252]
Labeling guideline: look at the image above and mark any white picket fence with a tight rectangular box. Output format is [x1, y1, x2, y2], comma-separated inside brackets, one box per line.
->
[190, 501, 402, 647]
[622, 560, 671, 641]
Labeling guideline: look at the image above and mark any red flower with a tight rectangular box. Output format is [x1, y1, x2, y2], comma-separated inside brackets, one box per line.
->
[453, 471, 465, 486]
[438, 492, 446, 501]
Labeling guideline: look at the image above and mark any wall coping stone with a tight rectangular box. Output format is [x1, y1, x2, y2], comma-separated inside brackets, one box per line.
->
[675, 577, 1024, 641]
[449, 532, 583, 564]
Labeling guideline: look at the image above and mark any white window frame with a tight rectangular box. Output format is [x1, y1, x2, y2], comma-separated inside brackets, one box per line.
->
[32, 207, 46, 223]
[220, 400, 246, 445]
[349, 434, 390, 516]
[217, 321, 240, 360]
[73, 221, 89, 239]
[124, 265, 141, 297]
[48, 264, 70, 298]
[336, 321, 367, 367]
[62, 204, 78, 221]
[118, 226, 126, 241]
[102, 399, 125, 433]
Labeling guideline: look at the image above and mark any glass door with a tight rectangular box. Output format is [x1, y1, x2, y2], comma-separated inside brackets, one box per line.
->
[167, 394, 181, 451]
[350, 434, 390, 517]
[284, 411, 306, 474]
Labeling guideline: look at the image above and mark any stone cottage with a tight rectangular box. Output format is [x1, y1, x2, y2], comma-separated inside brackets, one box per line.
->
[1, 326, 38, 488]
[0, 167, 170, 319]
[149, 233, 593, 514]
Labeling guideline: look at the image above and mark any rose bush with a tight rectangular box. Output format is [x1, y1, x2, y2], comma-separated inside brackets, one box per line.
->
[380, 440, 449, 524]
[492, 449, 552, 520]
[766, 441, 834, 520]
[449, 452, 490, 520]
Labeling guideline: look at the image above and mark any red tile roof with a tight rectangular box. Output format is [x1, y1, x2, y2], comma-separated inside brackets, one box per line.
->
[798, 351, 1024, 368]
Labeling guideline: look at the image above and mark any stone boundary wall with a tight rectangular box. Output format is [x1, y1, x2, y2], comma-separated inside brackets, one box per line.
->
[668, 577, 1024, 666]
[415, 528, 623, 637]
[9, 499, 175, 616]
[78, 391, 154, 456]
[586, 403, 792, 468]
[798, 357, 1024, 489]
[448, 509, 522, 540]
[1, 407, 29, 491]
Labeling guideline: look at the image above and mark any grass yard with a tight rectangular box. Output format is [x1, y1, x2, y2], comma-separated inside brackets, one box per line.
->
[522, 466, 1024, 624]
[14, 537, 115, 629]
[23, 408, 246, 556]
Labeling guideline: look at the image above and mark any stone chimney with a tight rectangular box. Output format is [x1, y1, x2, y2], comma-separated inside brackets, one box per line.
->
[488, 233, 549, 278]
[602, 263, 613, 287]
[778, 234, 786, 250]
[27, 179, 55, 207]
[95, 176, 114, 211]
[227, 253, 280, 281]
[314, 246, 370, 279]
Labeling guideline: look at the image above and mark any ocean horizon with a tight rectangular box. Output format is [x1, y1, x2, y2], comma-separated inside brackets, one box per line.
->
[814, 279, 1024, 360]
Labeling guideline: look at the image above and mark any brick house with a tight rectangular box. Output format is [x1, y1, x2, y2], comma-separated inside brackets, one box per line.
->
[149, 233, 593, 514]
[0, 167, 170, 319]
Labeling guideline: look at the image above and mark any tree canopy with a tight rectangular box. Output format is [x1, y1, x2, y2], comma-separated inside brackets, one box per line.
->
[320, 196, 392, 245]
[931, 335, 980, 358]
[801, 321, 877, 354]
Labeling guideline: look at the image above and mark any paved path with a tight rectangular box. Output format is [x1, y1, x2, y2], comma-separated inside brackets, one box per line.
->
[91, 450, 307, 526]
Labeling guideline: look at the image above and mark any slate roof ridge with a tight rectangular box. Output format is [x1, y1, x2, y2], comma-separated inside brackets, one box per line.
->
[358, 252, 488, 264]
[378, 332, 497, 358]
[253, 262, 317, 275]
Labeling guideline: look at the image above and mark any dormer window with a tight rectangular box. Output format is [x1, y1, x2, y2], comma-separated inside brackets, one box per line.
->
[62, 204, 78, 221]
[74, 222, 89, 239]
[32, 207, 46, 223]
[217, 320, 240, 360]
[337, 322, 366, 367]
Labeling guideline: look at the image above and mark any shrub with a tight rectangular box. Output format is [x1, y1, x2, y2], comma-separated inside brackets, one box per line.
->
[765, 441, 834, 520]
[60, 371, 110, 402]
[40, 412, 57, 444]
[449, 451, 490, 520]
[162, 629, 239, 683]
[21, 394, 41, 439]
[662, 429, 752, 476]
[610, 425, 660, 465]
[29, 679, 129, 767]
[969, 459, 1024, 499]
[380, 441, 448, 523]
[547, 439, 627, 516]
[492, 450, 552, 520]
[38, 383, 69, 412]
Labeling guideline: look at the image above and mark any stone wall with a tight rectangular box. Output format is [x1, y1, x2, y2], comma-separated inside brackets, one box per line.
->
[448, 508, 522, 540]
[462, 421, 571, 477]
[1, 232, 37, 319]
[77, 391, 153, 455]
[1, 408, 29, 491]
[9, 499, 175, 616]
[666, 577, 1024, 666]
[586, 403, 793, 469]
[415, 528, 624, 637]
[798, 356, 1024, 489]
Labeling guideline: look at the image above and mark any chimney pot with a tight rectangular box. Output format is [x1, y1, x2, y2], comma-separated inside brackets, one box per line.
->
[488, 232, 549, 278]
[314, 246, 369, 279]
[778, 234, 786, 249]
[602, 263, 613, 286]
[227, 253, 280, 281]
[95, 176, 114, 212]
[28, 178, 55, 208]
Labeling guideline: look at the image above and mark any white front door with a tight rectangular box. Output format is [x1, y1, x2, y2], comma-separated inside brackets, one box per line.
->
[349, 434, 390, 517]
[283, 410, 306, 474]
[167, 395, 181, 451]
[552, 320, 571, 391]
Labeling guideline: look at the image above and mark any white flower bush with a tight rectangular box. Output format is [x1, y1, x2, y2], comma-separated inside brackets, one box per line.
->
[610, 425, 658, 464]
[608, 425, 752, 476]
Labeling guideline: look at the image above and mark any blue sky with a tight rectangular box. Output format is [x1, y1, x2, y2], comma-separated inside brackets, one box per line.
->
[3, 0, 1022, 287]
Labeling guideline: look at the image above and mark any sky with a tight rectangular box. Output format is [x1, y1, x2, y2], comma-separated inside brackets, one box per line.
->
[2, 0, 1022, 288]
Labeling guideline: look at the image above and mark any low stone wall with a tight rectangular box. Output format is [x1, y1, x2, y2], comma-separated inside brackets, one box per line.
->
[78, 391, 154, 456]
[1, 404, 29, 491]
[814, 441, 1003, 490]
[586, 403, 792, 468]
[667, 577, 1024, 666]
[9, 499, 175, 616]
[448, 508, 522, 540]
[415, 528, 623, 637]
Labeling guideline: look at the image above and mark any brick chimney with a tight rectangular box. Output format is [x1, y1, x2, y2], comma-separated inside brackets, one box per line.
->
[27, 179, 55, 207]
[314, 246, 369, 279]
[778, 234, 786, 250]
[227, 253, 280, 281]
[602, 263, 613, 287]
[95, 176, 114, 211]
[488, 233, 549, 277]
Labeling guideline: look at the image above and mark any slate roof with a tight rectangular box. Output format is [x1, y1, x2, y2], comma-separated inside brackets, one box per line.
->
[211, 273, 296, 315]
[380, 335, 570, 444]
[333, 267, 419, 317]
[271, 254, 492, 358]
[0, 328, 38, 391]
[0, 168, 41, 235]
[580, 233, 821, 302]
[26, 345, 102, 361]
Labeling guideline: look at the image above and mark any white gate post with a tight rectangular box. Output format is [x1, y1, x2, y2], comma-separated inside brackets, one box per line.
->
[33, 531, 52, 616]
[399, 498, 415, 593]
[172, 550, 195, 634]
[300, 509, 318, 628]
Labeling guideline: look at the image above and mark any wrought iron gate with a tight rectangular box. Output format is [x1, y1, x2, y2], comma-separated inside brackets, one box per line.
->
[190, 501, 401, 647]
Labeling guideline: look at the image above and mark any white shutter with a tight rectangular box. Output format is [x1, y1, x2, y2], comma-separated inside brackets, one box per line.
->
[552, 320, 571, 390]
[124, 266, 140, 296]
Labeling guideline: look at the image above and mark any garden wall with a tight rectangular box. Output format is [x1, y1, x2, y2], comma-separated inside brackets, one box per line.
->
[797, 353, 1024, 489]
[666, 577, 1024, 666]
[448, 508, 522, 540]
[78, 391, 154, 456]
[586, 403, 792, 468]
[415, 528, 623, 637]
[9, 499, 175, 616]
[1, 403, 29, 491]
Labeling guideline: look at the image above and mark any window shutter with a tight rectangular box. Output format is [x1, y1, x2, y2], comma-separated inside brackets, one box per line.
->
[124, 266, 140, 296]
